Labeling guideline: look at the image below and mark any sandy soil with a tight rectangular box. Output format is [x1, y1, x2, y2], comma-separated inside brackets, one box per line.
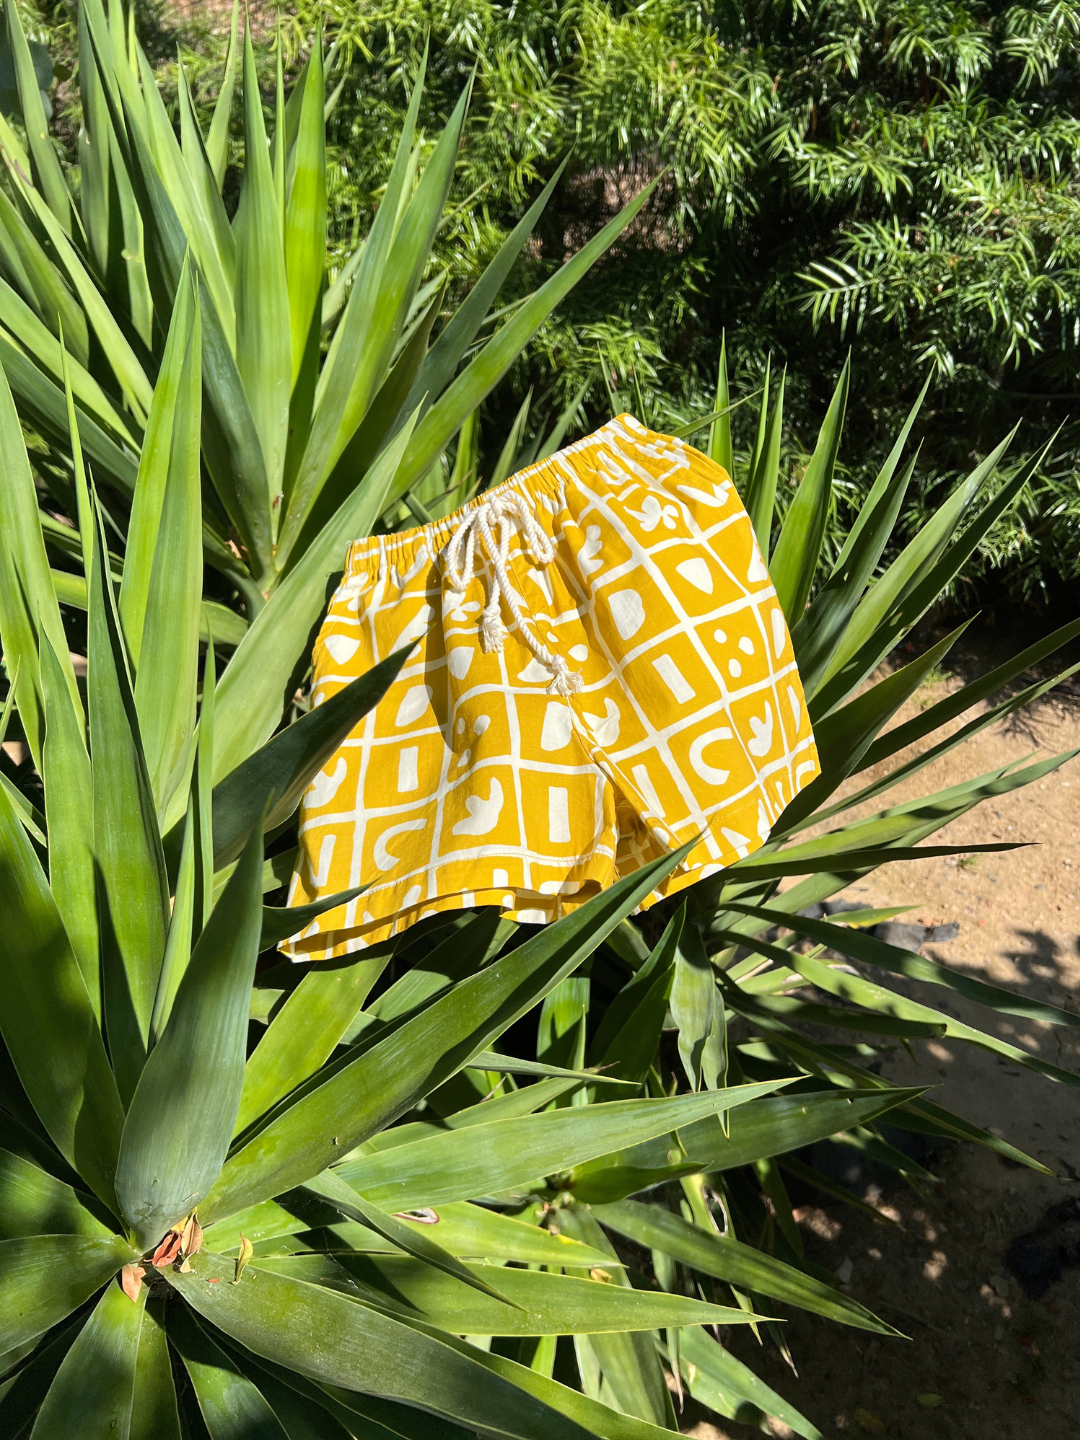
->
[682, 612, 1080, 1439]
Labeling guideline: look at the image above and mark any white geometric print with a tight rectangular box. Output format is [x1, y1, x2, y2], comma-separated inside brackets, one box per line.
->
[747, 547, 769, 583]
[771, 608, 787, 658]
[608, 589, 646, 639]
[393, 603, 435, 650]
[652, 654, 695, 703]
[309, 756, 348, 808]
[397, 747, 420, 792]
[286, 414, 820, 960]
[787, 683, 803, 728]
[308, 833, 336, 889]
[676, 479, 730, 508]
[394, 684, 432, 727]
[583, 697, 620, 747]
[627, 494, 680, 532]
[516, 658, 552, 684]
[631, 764, 665, 820]
[676, 557, 713, 593]
[324, 633, 360, 665]
[548, 787, 571, 843]
[374, 819, 428, 871]
[527, 566, 555, 604]
[578, 524, 604, 576]
[689, 727, 734, 786]
[452, 778, 505, 836]
[541, 702, 574, 751]
[747, 703, 775, 757]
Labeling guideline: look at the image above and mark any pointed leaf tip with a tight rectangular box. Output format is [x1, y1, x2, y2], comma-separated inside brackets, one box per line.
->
[234, 1234, 254, 1284]
[180, 1213, 204, 1260]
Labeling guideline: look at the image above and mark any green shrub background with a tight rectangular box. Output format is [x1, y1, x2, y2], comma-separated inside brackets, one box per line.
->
[64, 0, 1080, 602]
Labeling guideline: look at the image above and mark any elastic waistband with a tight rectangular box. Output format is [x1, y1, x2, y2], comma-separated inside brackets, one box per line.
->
[342, 413, 643, 576]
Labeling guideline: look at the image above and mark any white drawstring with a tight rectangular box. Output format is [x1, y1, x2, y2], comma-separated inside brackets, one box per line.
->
[443, 491, 583, 697]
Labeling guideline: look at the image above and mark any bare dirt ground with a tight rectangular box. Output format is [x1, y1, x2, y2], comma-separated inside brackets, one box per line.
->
[682, 612, 1080, 1440]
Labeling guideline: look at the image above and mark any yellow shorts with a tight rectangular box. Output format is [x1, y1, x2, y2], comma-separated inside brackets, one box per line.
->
[284, 415, 820, 959]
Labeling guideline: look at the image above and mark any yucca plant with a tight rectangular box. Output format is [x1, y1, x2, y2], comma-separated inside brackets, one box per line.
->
[2, 5, 1080, 1438]
[0, 0, 655, 820]
[0, 354, 926, 1438]
[3, 357, 1078, 1440]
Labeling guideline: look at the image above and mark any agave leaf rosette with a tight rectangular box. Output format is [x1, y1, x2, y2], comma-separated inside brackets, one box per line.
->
[1, 359, 1077, 1440]
[0, 310, 896, 1434]
[0, 484, 841, 1434]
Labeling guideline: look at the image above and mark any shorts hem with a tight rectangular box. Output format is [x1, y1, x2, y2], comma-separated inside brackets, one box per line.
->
[280, 852, 739, 962]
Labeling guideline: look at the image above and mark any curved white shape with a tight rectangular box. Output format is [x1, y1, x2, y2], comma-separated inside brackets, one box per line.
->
[527, 566, 555, 605]
[579, 524, 604, 577]
[309, 756, 348, 809]
[787, 683, 803, 730]
[373, 818, 428, 871]
[393, 603, 435, 650]
[541, 701, 574, 752]
[688, 726, 733, 786]
[772, 608, 788, 659]
[583, 697, 621, 747]
[747, 703, 775, 757]
[796, 759, 819, 788]
[517, 658, 554, 684]
[452, 778, 505, 837]
[676, 557, 713, 594]
[608, 588, 645, 640]
[676, 480, 730, 508]
[394, 684, 432, 727]
[747, 546, 769, 583]
[324, 633, 360, 665]
[309, 833, 337, 888]
[447, 647, 474, 679]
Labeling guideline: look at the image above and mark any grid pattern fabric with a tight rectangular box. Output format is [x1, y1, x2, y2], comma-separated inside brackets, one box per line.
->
[284, 415, 820, 958]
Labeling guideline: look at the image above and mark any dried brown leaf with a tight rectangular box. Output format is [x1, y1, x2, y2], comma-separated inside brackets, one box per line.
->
[120, 1263, 146, 1302]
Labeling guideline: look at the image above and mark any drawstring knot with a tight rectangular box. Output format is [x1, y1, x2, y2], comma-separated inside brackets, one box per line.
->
[444, 491, 582, 696]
